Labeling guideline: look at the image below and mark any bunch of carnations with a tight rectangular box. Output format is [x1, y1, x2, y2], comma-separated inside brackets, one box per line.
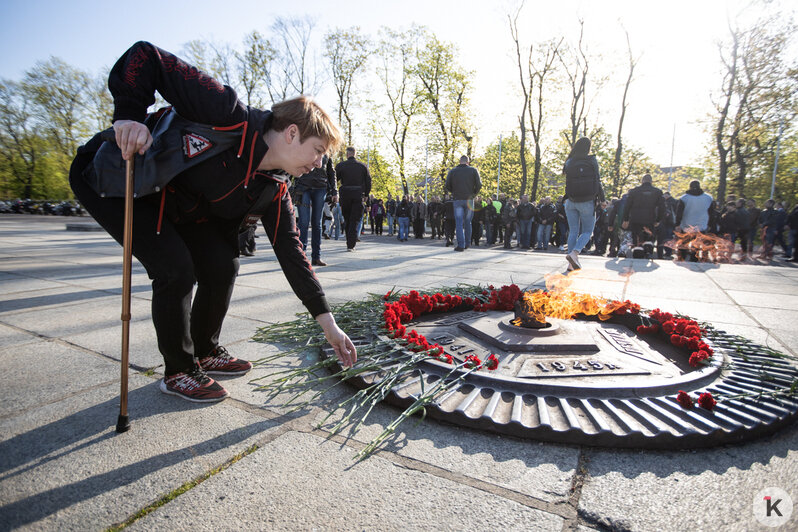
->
[382, 286, 522, 370]
[640, 308, 714, 368]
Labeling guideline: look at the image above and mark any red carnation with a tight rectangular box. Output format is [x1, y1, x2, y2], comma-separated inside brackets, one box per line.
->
[442, 353, 454, 364]
[485, 354, 499, 370]
[464, 354, 482, 369]
[697, 392, 717, 410]
[676, 390, 694, 409]
[662, 320, 675, 334]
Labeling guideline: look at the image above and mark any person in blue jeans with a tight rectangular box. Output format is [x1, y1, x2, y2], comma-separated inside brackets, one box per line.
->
[562, 137, 604, 270]
[396, 195, 411, 241]
[295, 154, 337, 266]
[445, 155, 482, 251]
[535, 196, 556, 250]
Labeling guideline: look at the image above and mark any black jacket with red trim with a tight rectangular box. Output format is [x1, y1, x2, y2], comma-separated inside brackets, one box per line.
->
[104, 41, 329, 317]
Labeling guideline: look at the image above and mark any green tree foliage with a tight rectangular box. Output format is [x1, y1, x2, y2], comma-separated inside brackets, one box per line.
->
[473, 132, 534, 200]
[0, 57, 98, 200]
[414, 30, 474, 181]
[714, 7, 797, 202]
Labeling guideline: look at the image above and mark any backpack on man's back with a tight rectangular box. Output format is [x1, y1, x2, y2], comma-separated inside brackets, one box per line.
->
[564, 157, 599, 203]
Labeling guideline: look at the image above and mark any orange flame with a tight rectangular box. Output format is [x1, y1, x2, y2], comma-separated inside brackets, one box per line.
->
[514, 272, 639, 324]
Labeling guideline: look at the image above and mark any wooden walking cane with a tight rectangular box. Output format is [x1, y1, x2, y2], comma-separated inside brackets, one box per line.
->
[116, 155, 134, 433]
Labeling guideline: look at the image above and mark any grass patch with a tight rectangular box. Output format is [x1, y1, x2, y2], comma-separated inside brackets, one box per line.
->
[106, 444, 258, 531]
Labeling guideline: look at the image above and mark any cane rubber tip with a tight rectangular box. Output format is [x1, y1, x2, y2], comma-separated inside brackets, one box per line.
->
[116, 414, 130, 433]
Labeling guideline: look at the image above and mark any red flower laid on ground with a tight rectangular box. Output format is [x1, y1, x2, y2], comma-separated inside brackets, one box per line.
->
[464, 354, 483, 369]
[677, 390, 694, 409]
[698, 392, 717, 410]
[485, 354, 499, 370]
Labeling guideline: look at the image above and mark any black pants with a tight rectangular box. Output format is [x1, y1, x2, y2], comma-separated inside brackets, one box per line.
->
[374, 214, 384, 235]
[444, 219, 455, 244]
[340, 195, 363, 249]
[413, 218, 424, 238]
[70, 165, 239, 376]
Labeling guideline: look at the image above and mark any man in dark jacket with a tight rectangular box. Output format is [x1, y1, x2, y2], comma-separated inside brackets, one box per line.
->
[622, 173, 664, 256]
[535, 197, 556, 250]
[69, 42, 356, 403]
[293, 154, 337, 266]
[445, 155, 482, 251]
[335, 147, 372, 251]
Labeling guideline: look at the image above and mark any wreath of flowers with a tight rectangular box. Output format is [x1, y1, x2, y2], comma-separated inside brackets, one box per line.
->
[381, 284, 717, 410]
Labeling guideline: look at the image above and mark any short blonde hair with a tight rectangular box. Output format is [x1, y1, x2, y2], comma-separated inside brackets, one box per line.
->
[271, 96, 343, 153]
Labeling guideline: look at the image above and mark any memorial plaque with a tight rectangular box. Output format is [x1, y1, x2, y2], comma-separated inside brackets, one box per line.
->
[323, 308, 798, 449]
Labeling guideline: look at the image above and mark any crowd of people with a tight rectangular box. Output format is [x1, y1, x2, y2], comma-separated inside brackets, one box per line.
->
[294, 145, 798, 267]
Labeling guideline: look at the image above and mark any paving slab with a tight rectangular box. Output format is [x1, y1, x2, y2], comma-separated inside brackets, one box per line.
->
[0, 374, 278, 531]
[0, 322, 39, 349]
[312, 403, 578, 504]
[578, 421, 798, 531]
[0, 339, 122, 418]
[127, 431, 565, 532]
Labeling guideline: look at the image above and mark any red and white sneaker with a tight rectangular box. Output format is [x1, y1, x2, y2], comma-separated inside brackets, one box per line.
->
[159, 366, 229, 403]
[199, 346, 253, 376]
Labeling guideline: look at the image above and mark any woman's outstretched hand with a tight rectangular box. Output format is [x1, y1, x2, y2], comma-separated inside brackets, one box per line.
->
[316, 312, 357, 368]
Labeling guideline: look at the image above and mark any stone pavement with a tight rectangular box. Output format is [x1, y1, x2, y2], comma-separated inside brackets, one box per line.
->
[0, 213, 796, 531]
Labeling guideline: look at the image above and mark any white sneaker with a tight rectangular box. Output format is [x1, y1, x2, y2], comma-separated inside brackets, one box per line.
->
[566, 250, 581, 270]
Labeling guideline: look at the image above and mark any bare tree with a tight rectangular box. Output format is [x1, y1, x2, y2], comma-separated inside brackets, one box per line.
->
[376, 26, 425, 194]
[324, 27, 371, 147]
[557, 20, 590, 149]
[237, 31, 277, 108]
[270, 16, 322, 100]
[611, 29, 638, 198]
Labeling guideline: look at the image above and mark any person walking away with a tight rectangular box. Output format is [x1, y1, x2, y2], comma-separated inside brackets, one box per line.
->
[70, 41, 357, 403]
[445, 155, 482, 252]
[562, 137, 605, 270]
[335, 147, 371, 251]
[516, 194, 536, 249]
[294, 154, 337, 266]
[395, 195, 411, 242]
[622, 173, 663, 259]
[675, 180, 713, 261]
